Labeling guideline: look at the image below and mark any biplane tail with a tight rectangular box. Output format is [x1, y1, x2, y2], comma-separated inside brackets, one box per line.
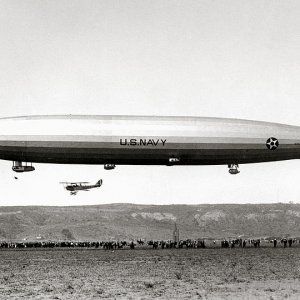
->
[96, 179, 103, 187]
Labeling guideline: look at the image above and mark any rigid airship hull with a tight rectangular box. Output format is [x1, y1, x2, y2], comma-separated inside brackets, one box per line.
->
[0, 115, 299, 165]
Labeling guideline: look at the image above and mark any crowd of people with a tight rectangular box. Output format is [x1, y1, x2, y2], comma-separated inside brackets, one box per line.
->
[0, 238, 298, 250]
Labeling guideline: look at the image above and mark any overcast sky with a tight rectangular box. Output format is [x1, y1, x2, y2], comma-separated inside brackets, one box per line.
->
[0, 0, 299, 206]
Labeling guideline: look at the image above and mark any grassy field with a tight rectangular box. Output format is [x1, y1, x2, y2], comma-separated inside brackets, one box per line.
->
[0, 248, 299, 299]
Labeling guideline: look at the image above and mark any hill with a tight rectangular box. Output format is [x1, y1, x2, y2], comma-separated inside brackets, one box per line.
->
[0, 203, 299, 241]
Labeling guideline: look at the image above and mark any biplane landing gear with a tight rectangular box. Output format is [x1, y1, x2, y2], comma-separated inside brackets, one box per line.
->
[228, 164, 240, 175]
[12, 161, 35, 173]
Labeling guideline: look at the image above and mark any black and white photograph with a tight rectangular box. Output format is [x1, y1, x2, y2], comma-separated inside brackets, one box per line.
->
[0, 0, 299, 299]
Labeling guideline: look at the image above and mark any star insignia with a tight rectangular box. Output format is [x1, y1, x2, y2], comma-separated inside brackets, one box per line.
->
[266, 137, 279, 150]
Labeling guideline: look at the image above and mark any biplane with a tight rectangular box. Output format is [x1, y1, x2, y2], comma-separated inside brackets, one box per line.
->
[60, 179, 103, 195]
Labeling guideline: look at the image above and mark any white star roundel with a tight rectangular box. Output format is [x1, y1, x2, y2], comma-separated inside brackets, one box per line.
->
[266, 137, 279, 150]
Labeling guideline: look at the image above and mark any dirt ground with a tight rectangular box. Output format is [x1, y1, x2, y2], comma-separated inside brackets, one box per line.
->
[0, 248, 299, 299]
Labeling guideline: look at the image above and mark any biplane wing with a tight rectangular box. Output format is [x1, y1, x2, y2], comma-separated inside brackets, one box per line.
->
[71, 182, 89, 184]
[60, 181, 89, 184]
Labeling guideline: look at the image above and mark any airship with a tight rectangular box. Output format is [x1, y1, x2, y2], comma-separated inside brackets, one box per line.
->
[0, 115, 299, 174]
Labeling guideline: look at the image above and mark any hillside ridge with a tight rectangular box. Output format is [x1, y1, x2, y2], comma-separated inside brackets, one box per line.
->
[0, 203, 299, 241]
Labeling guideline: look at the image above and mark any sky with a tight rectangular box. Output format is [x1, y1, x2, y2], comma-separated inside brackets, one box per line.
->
[0, 0, 299, 206]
